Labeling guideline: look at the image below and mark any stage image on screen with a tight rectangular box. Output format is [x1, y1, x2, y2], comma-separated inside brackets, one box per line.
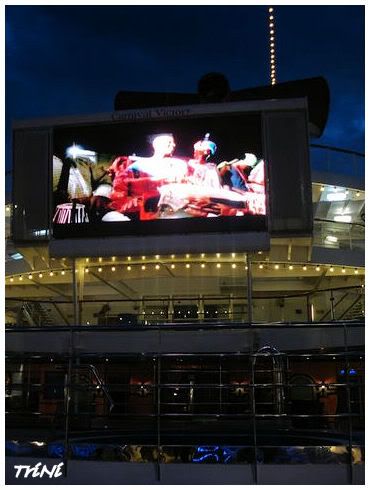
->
[52, 113, 267, 237]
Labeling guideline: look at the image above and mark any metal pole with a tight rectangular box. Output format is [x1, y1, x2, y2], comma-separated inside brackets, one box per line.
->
[64, 258, 78, 476]
[155, 355, 161, 482]
[72, 259, 78, 325]
[246, 254, 253, 324]
[330, 290, 335, 321]
[306, 295, 312, 322]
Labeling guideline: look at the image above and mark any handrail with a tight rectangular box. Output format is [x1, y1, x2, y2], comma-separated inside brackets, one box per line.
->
[5, 285, 364, 305]
[314, 218, 365, 228]
[337, 295, 363, 321]
[310, 143, 365, 158]
[319, 291, 351, 322]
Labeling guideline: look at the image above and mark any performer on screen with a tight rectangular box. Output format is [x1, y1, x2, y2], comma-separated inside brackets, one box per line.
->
[108, 133, 188, 220]
[187, 133, 222, 188]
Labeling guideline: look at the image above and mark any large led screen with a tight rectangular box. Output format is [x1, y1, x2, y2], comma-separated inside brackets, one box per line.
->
[52, 113, 267, 238]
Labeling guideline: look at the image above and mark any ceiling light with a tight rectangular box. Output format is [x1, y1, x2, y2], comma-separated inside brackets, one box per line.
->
[325, 235, 338, 243]
[327, 192, 346, 201]
[111, 266, 115, 271]
[216, 263, 221, 268]
[231, 263, 237, 269]
[38, 273, 43, 278]
[186, 264, 190, 268]
[141, 265, 146, 270]
[329, 267, 334, 272]
[274, 264, 279, 269]
[155, 264, 160, 270]
[259, 264, 264, 269]
[28, 274, 33, 280]
[98, 267, 102, 272]
[315, 266, 321, 271]
[171, 264, 175, 269]
[341, 268, 346, 274]
[61, 270, 65, 275]
[288, 265, 293, 270]
[201, 263, 205, 268]
[334, 215, 351, 223]
[127, 266, 131, 271]
[302, 266, 307, 271]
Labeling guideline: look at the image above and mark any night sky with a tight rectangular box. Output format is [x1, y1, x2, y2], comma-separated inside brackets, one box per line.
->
[5, 5, 365, 182]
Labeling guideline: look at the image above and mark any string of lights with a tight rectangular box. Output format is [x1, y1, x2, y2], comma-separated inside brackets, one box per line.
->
[268, 7, 277, 85]
[5, 263, 363, 282]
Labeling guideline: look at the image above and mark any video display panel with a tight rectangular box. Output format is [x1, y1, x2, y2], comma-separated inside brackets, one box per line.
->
[52, 113, 267, 238]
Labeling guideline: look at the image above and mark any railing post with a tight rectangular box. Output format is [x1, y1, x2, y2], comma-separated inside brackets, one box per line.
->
[306, 294, 312, 322]
[246, 254, 253, 325]
[330, 290, 335, 320]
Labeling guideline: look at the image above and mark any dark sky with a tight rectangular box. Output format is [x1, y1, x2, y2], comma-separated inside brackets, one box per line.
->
[5, 5, 365, 175]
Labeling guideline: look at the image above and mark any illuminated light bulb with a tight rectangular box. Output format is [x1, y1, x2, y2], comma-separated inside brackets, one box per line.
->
[141, 265, 146, 270]
[186, 264, 190, 268]
[231, 252, 236, 258]
[6, 206, 10, 212]
[85, 268, 89, 273]
[320, 185, 325, 192]
[171, 264, 175, 269]
[142, 256, 146, 260]
[127, 266, 131, 271]
[270, 36, 274, 41]
[354, 269, 359, 274]
[155, 264, 160, 270]
[274, 264, 279, 269]
[19, 276, 23, 281]
[269, 23, 274, 27]
[98, 267, 102, 272]
[315, 266, 320, 272]
[61, 270, 65, 275]
[270, 42, 275, 47]
[289, 265, 294, 270]
[231, 263, 237, 269]
[171, 254, 175, 259]
[111, 266, 116, 272]
[216, 263, 221, 268]
[329, 267, 334, 272]
[9, 277, 14, 282]
[49, 271, 54, 276]
[99, 257, 102, 262]
[86, 321, 90, 326]
[269, 15, 274, 20]
[38, 273, 43, 278]
[259, 264, 264, 269]
[155, 255, 160, 259]
[269, 7, 273, 12]
[216, 253, 221, 258]
[356, 191, 361, 197]
[270, 30, 274, 35]
[341, 268, 346, 274]
[245, 266, 248, 270]
[127, 256, 131, 261]
[112, 256, 116, 261]
[201, 263, 205, 268]
[302, 266, 307, 271]
[28, 274, 32, 280]
[85, 258, 89, 263]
